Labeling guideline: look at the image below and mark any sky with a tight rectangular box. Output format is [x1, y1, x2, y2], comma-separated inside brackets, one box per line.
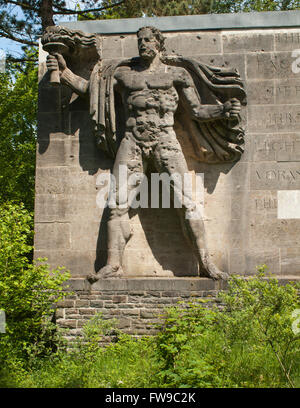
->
[0, 0, 86, 59]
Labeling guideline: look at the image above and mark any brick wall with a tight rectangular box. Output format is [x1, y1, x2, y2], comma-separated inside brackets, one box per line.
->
[55, 278, 227, 340]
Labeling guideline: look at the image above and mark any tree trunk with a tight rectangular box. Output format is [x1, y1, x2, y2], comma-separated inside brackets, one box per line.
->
[40, 0, 55, 30]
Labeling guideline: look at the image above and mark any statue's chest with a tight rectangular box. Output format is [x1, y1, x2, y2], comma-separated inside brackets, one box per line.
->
[119, 72, 173, 91]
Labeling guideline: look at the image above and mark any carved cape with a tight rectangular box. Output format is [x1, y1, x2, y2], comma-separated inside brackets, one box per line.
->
[89, 56, 247, 163]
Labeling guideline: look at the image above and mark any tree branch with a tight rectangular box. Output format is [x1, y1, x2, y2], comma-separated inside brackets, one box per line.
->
[0, 28, 38, 46]
[7, 56, 37, 63]
[2, 1, 38, 11]
[53, 0, 125, 15]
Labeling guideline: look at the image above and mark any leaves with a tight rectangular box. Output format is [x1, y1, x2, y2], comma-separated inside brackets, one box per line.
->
[0, 202, 70, 364]
[153, 271, 300, 388]
[0, 52, 37, 211]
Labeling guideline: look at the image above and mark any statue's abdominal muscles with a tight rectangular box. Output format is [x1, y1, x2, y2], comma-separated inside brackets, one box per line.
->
[125, 86, 179, 143]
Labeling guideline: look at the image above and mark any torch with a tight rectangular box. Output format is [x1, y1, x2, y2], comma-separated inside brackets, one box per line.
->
[43, 42, 68, 86]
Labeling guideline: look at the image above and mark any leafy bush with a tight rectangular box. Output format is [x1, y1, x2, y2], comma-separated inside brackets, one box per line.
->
[154, 268, 300, 388]
[1, 258, 299, 388]
[0, 202, 70, 384]
[19, 313, 157, 388]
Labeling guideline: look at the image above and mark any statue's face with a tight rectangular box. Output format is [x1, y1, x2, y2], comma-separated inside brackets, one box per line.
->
[137, 29, 160, 60]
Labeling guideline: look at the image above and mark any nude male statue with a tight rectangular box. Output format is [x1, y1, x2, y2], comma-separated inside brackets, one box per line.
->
[46, 26, 244, 280]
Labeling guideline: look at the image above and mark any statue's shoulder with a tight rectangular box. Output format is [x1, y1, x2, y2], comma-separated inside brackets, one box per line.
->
[169, 65, 193, 87]
[114, 65, 132, 79]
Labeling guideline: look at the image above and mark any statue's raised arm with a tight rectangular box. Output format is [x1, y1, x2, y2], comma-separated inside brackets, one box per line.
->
[42, 25, 100, 98]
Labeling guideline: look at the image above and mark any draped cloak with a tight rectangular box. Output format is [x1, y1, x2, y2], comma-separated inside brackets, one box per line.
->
[88, 56, 247, 164]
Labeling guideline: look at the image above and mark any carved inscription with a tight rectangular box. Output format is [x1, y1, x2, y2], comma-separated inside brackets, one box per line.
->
[275, 32, 300, 45]
[257, 54, 291, 74]
[252, 134, 300, 162]
[222, 33, 273, 53]
[247, 52, 296, 79]
[254, 139, 296, 154]
[255, 197, 277, 211]
[276, 84, 300, 98]
[247, 81, 300, 105]
[255, 169, 300, 181]
[251, 163, 300, 190]
[265, 112, 300, 127]
[248, 107, 300, 132]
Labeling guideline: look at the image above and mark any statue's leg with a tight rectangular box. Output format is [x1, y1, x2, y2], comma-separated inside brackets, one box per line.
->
[153, 132, 228, 280]
[91, 136, 145, 280]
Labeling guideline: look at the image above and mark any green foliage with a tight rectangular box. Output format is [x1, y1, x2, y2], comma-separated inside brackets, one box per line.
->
[78, 0, 299, 20]
[1, 270, 299, 388]
[153, 302, 226, 387]
[0, 52, 37, 211]
[0, 202, 70, 380]
[220, 0, 300, 12]
[216, 267, 300, 387]
[154, 269, 300, 388]
[17, 313, 157, 388]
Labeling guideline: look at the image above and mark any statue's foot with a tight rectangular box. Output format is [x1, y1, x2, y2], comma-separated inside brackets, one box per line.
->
[200, 259, 229, 281]
[87, 265, 123, 283]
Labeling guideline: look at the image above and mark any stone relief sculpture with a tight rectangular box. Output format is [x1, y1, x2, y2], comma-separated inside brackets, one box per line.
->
[43, 25, 246, 281]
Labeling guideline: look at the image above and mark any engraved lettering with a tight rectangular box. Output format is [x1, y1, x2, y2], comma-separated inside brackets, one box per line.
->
[265, 112, 300, 128]
[255, 169, 300, 182]
[255, 198, 277, 211]
[276, 33, 300, 44]
[266, 170, 277, 180]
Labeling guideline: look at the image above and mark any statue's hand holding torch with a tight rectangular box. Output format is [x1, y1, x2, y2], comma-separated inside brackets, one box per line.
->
[44, 42, 68, 86]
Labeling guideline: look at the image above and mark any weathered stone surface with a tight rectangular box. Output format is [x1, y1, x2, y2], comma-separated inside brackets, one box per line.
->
[246, 52, 297, 79]
[35, 167, 71, 195]
[222, 31, 274, 53]
[34, 194, 71, 223]
[34, 250, 97, 276]
[229, 249, 281, 276]
[248, 105, 300, 133]
[123, 35, 139, 58]
[250, 162, 300, 190]
[250, 133, 300, 162]
[102, 36, 123, 59]
[246, 80, 275, 105]
[90, 278, 225, 292]
[36, 16, 300, 335]
[249, 218, 300, 248]
[195, 54, 246, 80]
[165, 32, 222, 56]
[274, 79, 300, 104]
[34, 222, 71, 250]
[280, 247, 300, 275]
[275, 30, 300, 51]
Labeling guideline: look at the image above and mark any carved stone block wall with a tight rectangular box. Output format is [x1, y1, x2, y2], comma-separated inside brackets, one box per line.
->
[36, 12, 300, 331]
[36, 12, 300, 279]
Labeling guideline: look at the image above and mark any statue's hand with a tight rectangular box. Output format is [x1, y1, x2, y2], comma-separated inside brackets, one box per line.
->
[223, 98, 241, 119]
[46, 53, 67, 76]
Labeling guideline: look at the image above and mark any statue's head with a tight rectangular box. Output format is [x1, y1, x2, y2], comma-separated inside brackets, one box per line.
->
[137, 26, 166, 60]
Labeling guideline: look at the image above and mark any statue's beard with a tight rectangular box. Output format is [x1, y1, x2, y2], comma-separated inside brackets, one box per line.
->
[139, 48, 157, 61]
